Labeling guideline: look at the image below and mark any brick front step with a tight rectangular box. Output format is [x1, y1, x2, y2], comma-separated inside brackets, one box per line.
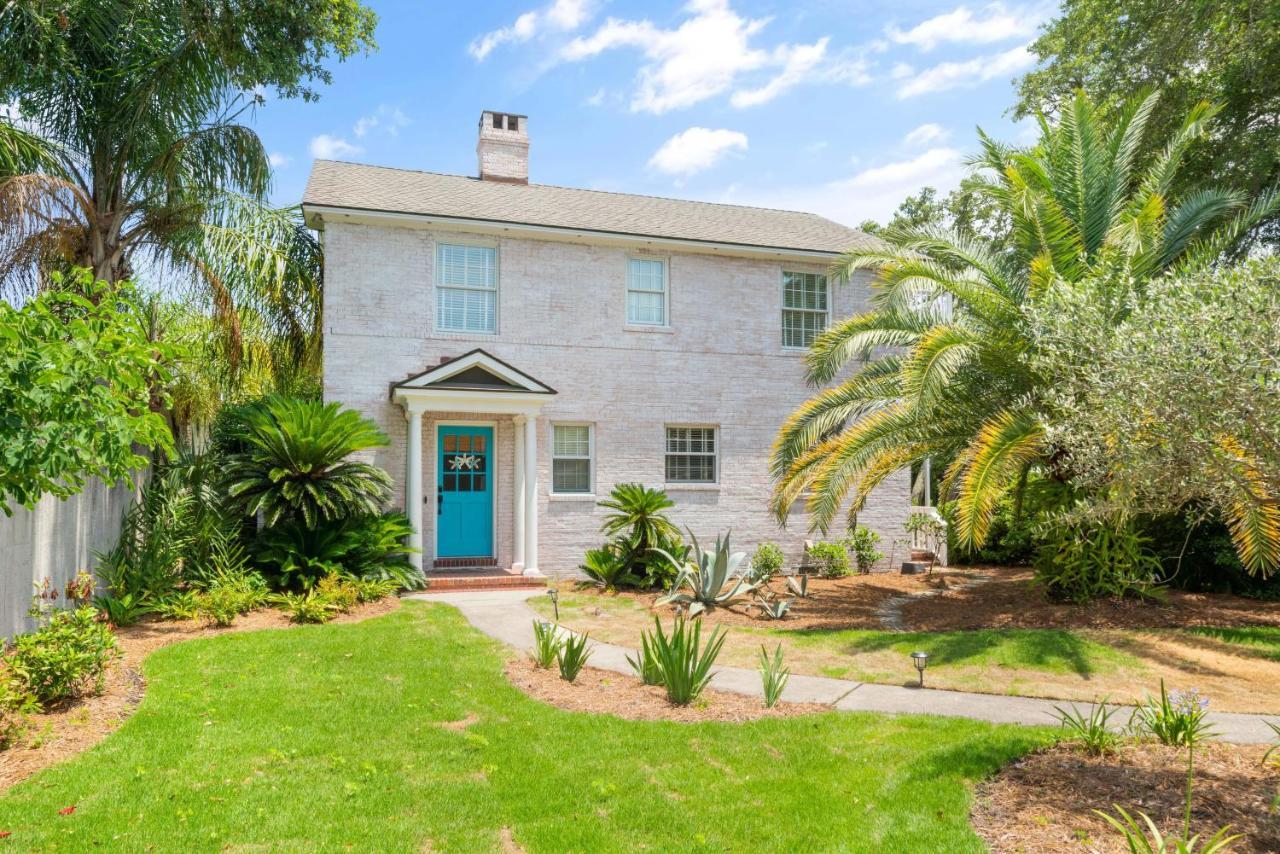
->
[426, 572, 547, 591]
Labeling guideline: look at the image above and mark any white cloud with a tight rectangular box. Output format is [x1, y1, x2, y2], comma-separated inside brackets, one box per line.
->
[353, 105, 410, 138]
[584, 87, 606, 106]
[648, 127, 748, 177]
[470, 0, 596, 60]
[896, 44, 1034, 98]
[561, 0, 865, 114]
[887, 3, 1040, 51]
[268, 152, 292, 168]
[904, 123, 950, 146]
[727, 147, 965, 227]
[309, 134, 363, 160]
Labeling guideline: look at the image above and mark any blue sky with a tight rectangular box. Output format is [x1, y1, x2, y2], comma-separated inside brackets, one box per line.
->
[252, 0, 1050, 227]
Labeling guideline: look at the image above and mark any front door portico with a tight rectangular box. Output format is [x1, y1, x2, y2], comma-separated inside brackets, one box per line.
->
[436, 425, 494, 559]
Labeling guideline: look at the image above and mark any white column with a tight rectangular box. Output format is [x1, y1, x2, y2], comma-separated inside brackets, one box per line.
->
[512, 415, 526, 572]
[522, 411, 541, 577]
[405, 406, 424, 573]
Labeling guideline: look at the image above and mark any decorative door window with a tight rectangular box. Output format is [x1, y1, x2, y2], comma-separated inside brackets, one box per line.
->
[441, 431, 488, 493]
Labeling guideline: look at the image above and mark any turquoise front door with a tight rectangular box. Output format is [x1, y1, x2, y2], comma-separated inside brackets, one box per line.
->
[437, 425, 494, 558]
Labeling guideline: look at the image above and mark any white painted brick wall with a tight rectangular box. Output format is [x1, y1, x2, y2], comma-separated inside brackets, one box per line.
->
[323, 221, 916, 574]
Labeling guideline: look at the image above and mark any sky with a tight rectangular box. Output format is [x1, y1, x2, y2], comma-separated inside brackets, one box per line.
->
[252, 0, 1052, 228]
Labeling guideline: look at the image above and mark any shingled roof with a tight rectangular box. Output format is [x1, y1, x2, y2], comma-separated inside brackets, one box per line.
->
[302, 160, 871, 255]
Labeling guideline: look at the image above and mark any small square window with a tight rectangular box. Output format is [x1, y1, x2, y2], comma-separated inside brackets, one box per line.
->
[665, 426, 717, 483]
[552, 424, 594, 494]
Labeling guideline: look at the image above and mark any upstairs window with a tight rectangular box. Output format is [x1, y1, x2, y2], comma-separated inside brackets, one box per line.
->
[665, 426, 717, 483]
[782, 271, 828, 348]
[437, 243, 497, 333]
[552, 424, 593, 494]
[626, 258, 667, 326]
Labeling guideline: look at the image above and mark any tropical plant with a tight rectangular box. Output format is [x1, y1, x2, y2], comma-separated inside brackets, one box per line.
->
[272, 591, 340, 624]
[656, 531, 759, 616]
[254, 513, 420, 592]
[1054, 700, 1121, 756]
[1095, 806, 1239, 854]
[531, 620, 564, 670]
[314, 574, 359, 614]
[0, 676, 36, 749]
[746, 542, 785, 585]
[754, 596, 793, 621]
[339, 512, 420, 587]
[1035, 514, 1163, 603]
[759, 644, 790, 709]
[645, 615, 726, 705]
[771, 90, 1279, 562]
[785, 574, 811, 598]
[626, 630, 664, 686]
[6, 608, 118, 708]
[153, 591, 201, 621]
[579, 545, 635, 591]
[806, 541, 850, 579]
[556, 632, 592, 683]
[349, 577, 401, 604]
[596, 483, 682, 587]
[197, 572, 268, 626]
[223, 396, 392, 528]
[0, 0, 375, 384]
[1132, 683, 1216, 749]
[843, 526, 884, 574]
[0, 273, 175, 512]
[92, 593, 154, 628]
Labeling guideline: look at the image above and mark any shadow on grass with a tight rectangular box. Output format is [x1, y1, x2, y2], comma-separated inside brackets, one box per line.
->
[1186, 627, 1280, 661]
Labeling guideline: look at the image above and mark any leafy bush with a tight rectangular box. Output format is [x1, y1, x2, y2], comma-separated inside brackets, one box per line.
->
[758, 644, 789, 709]
[7, 608, 118, 708]
[596, 483, 683, 589]
[222, 395, 392, 528]
[195, 572, 268, 627]
[1054, 700, 1121, 756]
[153, 591, 202, 621]
[1145, 513, 1280, 600]
[556, 632, 592, 683]
[339, 512, 420, 588]
[806, 541, 850, 578]
[0, 677, 36, 749]
[656, 531, 759, 616]
[314, 574, 359, 613]
[947, 498, 1040, 566]
[1035, 515, 1163, 603]
[254, 514, 421, 592]
[747, 542, 785, 585]
[349, 577, 400, 603]
[272, 591, 341, 624]
[92, 592, 153, 627]
[531, 620, 563, 669]
[579, 545, 634, 591]
[644, 615, 726, 705]
[842, 527, 883, 574]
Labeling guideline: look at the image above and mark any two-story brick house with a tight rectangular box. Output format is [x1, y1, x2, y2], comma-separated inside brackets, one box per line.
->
[302, 110, 912, 578]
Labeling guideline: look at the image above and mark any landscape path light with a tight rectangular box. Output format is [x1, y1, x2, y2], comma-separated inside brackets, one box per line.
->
[910, 651, 930, 687]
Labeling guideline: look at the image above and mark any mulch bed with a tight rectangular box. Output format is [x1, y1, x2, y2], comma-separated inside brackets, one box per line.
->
[0, 597, 399, 792]
[504, 658, 829, 722]
[564, 568, 984, 631]
[905, 567, 1280, 631]
[972, 742, 1280, 853]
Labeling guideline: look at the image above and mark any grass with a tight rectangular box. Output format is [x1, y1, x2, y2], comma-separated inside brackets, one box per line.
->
[0, 601, 1049, 852]
[1188, 626, 1280, 660]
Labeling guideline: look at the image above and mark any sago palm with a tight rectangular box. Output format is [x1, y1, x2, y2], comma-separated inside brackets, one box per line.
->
[772, 90, 1279, 560]
[223, 396, 392, 528]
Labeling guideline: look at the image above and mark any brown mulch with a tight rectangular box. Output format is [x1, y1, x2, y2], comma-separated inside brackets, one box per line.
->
[504, 658, 830, 722]
[566, 568, 984, 631]
[972, 742, 1280, 853]
[0, 597, 399, 792]
[904, 567, 1280, 631]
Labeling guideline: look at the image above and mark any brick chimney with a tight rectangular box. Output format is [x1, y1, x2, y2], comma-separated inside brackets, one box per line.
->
[477, 110, 529, 184]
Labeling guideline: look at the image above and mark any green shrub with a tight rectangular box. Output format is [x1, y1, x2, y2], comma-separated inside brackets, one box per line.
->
[645, 615, 726, 706]
[272, 591, 340, 624]
[1054, 700, 1121, 756]
[579, 545, 634, 591]
[597, 483, 682, 589]
[747, 542, 785, 585]
[842, 527, 883, 574]
[531, 620, 563, 669]
[254, 514, 422, 593]
[0, 676, 36, 748]
[314, 574, 358, 613]
[556, 632, 592, 683]
[153, 591, 202, 621]
[806, 541, 850, 578]
[339, 512, 421, 589]
[626, 630, 664, 686]
[349, 577, 400, 603]
[1035, 515, 1163, 603]
[758, 644, 789, 709]
[7, 608, 118, 708]
[1132, 682, 1216, 748]
[92, 592, 153, 627]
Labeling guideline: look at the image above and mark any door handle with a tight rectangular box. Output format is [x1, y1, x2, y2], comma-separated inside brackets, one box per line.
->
[437, 484, 443, 515]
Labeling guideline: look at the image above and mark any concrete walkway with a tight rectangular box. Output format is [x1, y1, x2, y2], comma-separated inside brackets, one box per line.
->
[408, 589, 1279, 744]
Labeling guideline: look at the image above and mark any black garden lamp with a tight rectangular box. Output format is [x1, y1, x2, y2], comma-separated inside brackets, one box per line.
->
[547, 588, 559, 622]
[910, 651, 930, 687]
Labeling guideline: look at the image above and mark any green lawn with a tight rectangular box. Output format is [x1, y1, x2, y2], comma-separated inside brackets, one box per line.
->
[0, 601, 1049, 852]
[1189, 626, 1280, 660]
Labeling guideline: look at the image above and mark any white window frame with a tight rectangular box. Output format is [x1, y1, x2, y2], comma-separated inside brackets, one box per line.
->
[625, 256, 669, 327]
[551, 422, 594, 495]
[780, 270, 830, 350]
[664, 424, 718, 485]
[435, 241, 499, 334]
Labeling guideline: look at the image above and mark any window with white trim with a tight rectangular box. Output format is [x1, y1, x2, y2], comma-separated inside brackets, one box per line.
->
[552, 424, 593, 494]
[626, 258, 667, 326]
[665, 426, 717, 483]
[781, 271, 828, 348]
[436, 243, 497, 333]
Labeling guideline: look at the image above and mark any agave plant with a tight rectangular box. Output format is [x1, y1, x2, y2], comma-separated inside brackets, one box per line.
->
[656, 530, 759, 616]
[755, 596, 794, 620]
[785, 574, 811, 598]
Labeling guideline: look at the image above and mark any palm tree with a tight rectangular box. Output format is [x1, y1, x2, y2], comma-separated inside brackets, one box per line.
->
[0, 1, 323, 377]
[222, 396, 392, 529]
[772, 90, 1279, 563]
